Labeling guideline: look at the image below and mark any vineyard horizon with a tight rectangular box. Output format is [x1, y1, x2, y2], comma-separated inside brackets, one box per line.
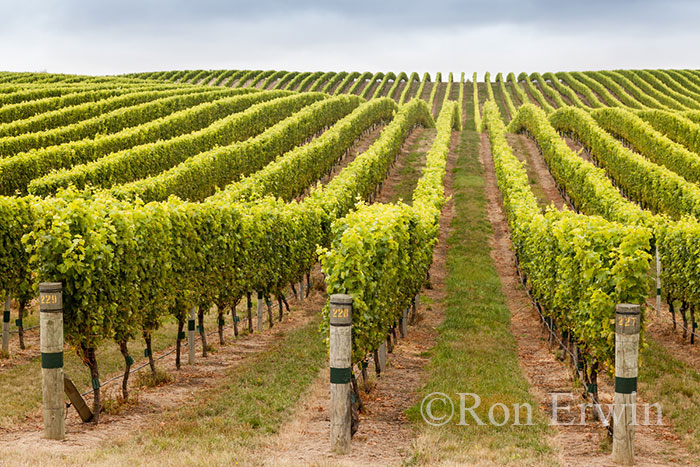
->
[0, 67, 700, 465]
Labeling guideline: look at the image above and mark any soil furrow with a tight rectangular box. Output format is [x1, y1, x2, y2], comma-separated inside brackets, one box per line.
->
[257, 128, 451, 467]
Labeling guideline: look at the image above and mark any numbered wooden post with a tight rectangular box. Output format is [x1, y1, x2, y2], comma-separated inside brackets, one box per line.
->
[39, 282, 65, 440]
[188, 306, 196, 365]
[612, 304, 640, 466]
[330, 294, 353, 454]
[256, 291, 263, 331]
[1, 296, 9, 356]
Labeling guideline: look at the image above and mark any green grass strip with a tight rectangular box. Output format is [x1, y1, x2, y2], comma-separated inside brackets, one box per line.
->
[407, 88, 555, 465]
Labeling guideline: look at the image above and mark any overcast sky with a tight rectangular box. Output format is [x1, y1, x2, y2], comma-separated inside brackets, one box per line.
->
[1, 0, 698, 77]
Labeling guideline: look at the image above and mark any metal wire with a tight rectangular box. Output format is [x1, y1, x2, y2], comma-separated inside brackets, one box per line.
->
[529, 131, 700, 342]
[514, 257, 614, 435]
[72, 296, 290, 401]
[9, 324, 40, 334]
[647, 299, 700, 340]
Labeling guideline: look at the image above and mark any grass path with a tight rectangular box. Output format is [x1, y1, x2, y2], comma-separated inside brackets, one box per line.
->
[407, 89, 557, 465]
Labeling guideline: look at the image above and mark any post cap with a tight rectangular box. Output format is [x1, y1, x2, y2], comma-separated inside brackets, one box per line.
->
[615, 303, 641, 315]
[329, 294, 352, 326]
[39, 282, 62, 293]
[615, 304, 641, 334]
[39, 282, 63, 312]
[330, 294, 353, 306]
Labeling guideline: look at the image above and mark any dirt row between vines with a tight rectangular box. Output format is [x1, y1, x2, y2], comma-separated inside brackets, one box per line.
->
[534, 80, 559, 109]
[256, 129, 453, 466]
[294, 124, 385, 202]
[375, 127, 432, 204]
[577, 76, 612, 106]
[0, 302, 41, 373]
[494, 131, 694, 464]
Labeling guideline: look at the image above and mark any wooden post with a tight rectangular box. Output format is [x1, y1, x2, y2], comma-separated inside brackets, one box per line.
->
[655, 246, 661, 318]
[39, 282, 65, 440]
[612, 304, 640, 466]
[64, 375, 93, 422]
[377, 342, 387, 373]
[1, 296, 9, 356]
[299, 278, 305, 305]
[246, 292, 253, 333]
[188, 306, 196, 365]
[399, 308, 408, 338]
[257, 291, 263, 331]
[329, 294, 353, 454]
[410, 294, 419, 325]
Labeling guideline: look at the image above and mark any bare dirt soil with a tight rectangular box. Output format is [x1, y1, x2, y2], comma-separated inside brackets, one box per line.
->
[257, 131, 456, 467]
[402, 80, 418, 103]
[362, 80, 380, 98]
[0, 301, 41, 373]
[390, 80, 405, 102]
[506, 133, 566, 210]
[645, 301, 700, 369]
[431, 82, 445, 116]
[328, 77, 346, 95]
[420, 82, 434, 101]
[374, 127, 433, 204]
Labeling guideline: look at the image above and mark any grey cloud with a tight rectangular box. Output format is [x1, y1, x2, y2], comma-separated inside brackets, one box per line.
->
[5, 0, 700, 33]
[0, 0, 698, 74]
